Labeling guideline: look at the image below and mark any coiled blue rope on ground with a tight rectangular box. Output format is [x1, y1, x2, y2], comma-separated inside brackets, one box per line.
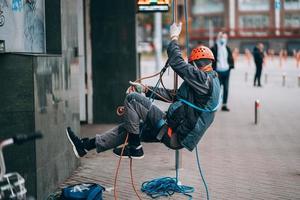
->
[140, 147, 210, 200]
[141, 176, 194, 199]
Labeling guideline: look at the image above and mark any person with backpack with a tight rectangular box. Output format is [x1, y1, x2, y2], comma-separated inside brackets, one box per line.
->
[66, 22, 221, 159]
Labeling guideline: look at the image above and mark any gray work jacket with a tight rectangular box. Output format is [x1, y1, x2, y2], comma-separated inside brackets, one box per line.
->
[146, 40, 221, 151]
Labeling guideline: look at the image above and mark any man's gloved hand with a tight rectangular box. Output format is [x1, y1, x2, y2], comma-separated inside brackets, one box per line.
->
[126, 81, 146, 94]
[170, 22, 182, 41]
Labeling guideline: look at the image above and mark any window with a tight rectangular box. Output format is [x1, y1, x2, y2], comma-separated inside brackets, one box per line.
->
[239, 15, 269, 29]
[284, 0, 300, 10]
[284, 13, 300, 27]
[192, 15, 224, 29]
[238, 0, 269, 11]
[192, 0, 224, 14]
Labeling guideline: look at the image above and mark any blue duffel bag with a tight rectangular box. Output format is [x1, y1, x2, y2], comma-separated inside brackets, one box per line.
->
[61, 183, 105, 200]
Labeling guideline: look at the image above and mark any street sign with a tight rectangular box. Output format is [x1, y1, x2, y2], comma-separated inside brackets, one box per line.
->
[137, 0, 170, 12]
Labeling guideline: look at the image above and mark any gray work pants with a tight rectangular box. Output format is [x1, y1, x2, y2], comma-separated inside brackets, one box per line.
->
[95, 92, 182, 153]
[95, 93, 163, 153]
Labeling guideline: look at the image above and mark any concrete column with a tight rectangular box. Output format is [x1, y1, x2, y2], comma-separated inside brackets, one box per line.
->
[85, 0, 93, 124]
[91, 0, 137, 123]
[229, 0, 235, 36]
[275, 0, 281, 35]
[78, 0, 86, 122]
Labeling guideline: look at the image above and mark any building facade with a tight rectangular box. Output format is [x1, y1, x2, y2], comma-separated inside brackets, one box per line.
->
[190, 0, 300, 54]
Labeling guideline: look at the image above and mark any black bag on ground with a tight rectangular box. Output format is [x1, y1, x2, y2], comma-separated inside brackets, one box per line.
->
[60, 183, 105, 200]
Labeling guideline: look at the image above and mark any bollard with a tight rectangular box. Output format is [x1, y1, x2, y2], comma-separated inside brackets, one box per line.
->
[264, 73, 268, 84]
[298, 76, 300, 88]
[282, 73, 286, 87]
[245, 72, 248, 82]
[254, 100, 260, 125]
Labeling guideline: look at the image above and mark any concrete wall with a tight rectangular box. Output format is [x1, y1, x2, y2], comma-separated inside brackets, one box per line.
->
[91, 0, 137, 123]
[0, 0, 82, 198]
[35, 1, 81, 198]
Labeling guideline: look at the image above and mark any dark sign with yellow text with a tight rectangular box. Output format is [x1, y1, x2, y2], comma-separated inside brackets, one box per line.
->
[137, 0, 170, 12]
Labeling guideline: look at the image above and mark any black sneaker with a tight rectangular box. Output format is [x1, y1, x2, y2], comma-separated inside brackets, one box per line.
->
[66, 127, 87, 158]
[113, 145, 144, 159]
[221, 105, 230, 112]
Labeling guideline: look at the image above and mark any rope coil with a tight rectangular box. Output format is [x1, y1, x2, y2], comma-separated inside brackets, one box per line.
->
[141, 177, 194, 199]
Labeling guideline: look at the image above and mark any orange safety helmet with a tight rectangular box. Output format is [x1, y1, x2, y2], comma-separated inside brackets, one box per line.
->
[188, 46, 215, 63]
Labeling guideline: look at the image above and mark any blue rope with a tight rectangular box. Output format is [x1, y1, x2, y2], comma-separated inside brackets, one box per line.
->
[141, 69, 195, 199]
[179, 97, 221, 113]
[195, 146, 210, 200]
[141, 72, 196, 198]
[141, 177, 194, 199]
[141, 1, 210, 198]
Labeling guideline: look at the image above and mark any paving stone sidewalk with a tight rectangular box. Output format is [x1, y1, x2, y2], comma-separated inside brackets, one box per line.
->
[60, 56, 300, 200]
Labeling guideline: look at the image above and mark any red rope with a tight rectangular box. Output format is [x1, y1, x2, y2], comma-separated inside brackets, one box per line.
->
[113, 133, 129, 200]
[130, 159, 143, 200]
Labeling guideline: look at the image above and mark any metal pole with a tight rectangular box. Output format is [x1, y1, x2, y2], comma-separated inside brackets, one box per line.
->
[172, 0, 182, 171]
[184, 0, 190, 55]
[175, 149, 182, 173]
[172, 0, 178, 95]
[172, 0, 178, 93]
[208, 20, 214, 48]
[298, 75, 300, 88]
[245, 72, 248, 82]
[254, 100, 260, 125]
[154, 12, 162, 71]
[265, 73, 268, 84]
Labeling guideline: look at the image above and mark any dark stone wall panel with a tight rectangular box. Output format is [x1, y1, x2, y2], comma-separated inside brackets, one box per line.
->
[0, 54, 34, 112]
[0, 110, 36, 195]
[91, 0, 137, 123]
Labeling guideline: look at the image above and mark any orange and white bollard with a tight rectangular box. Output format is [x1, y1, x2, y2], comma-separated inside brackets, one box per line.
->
[279, 50, 283, 68]
[297, 51, 300, 69]
[255, 100, 260, 125]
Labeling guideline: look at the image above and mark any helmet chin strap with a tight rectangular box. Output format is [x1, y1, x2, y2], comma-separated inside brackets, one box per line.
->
[192, 61, 198, 69]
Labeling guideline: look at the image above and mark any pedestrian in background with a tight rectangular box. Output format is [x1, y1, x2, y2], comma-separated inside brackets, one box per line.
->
[253, 43, 265, 87]
[211, 32, 235, 112]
